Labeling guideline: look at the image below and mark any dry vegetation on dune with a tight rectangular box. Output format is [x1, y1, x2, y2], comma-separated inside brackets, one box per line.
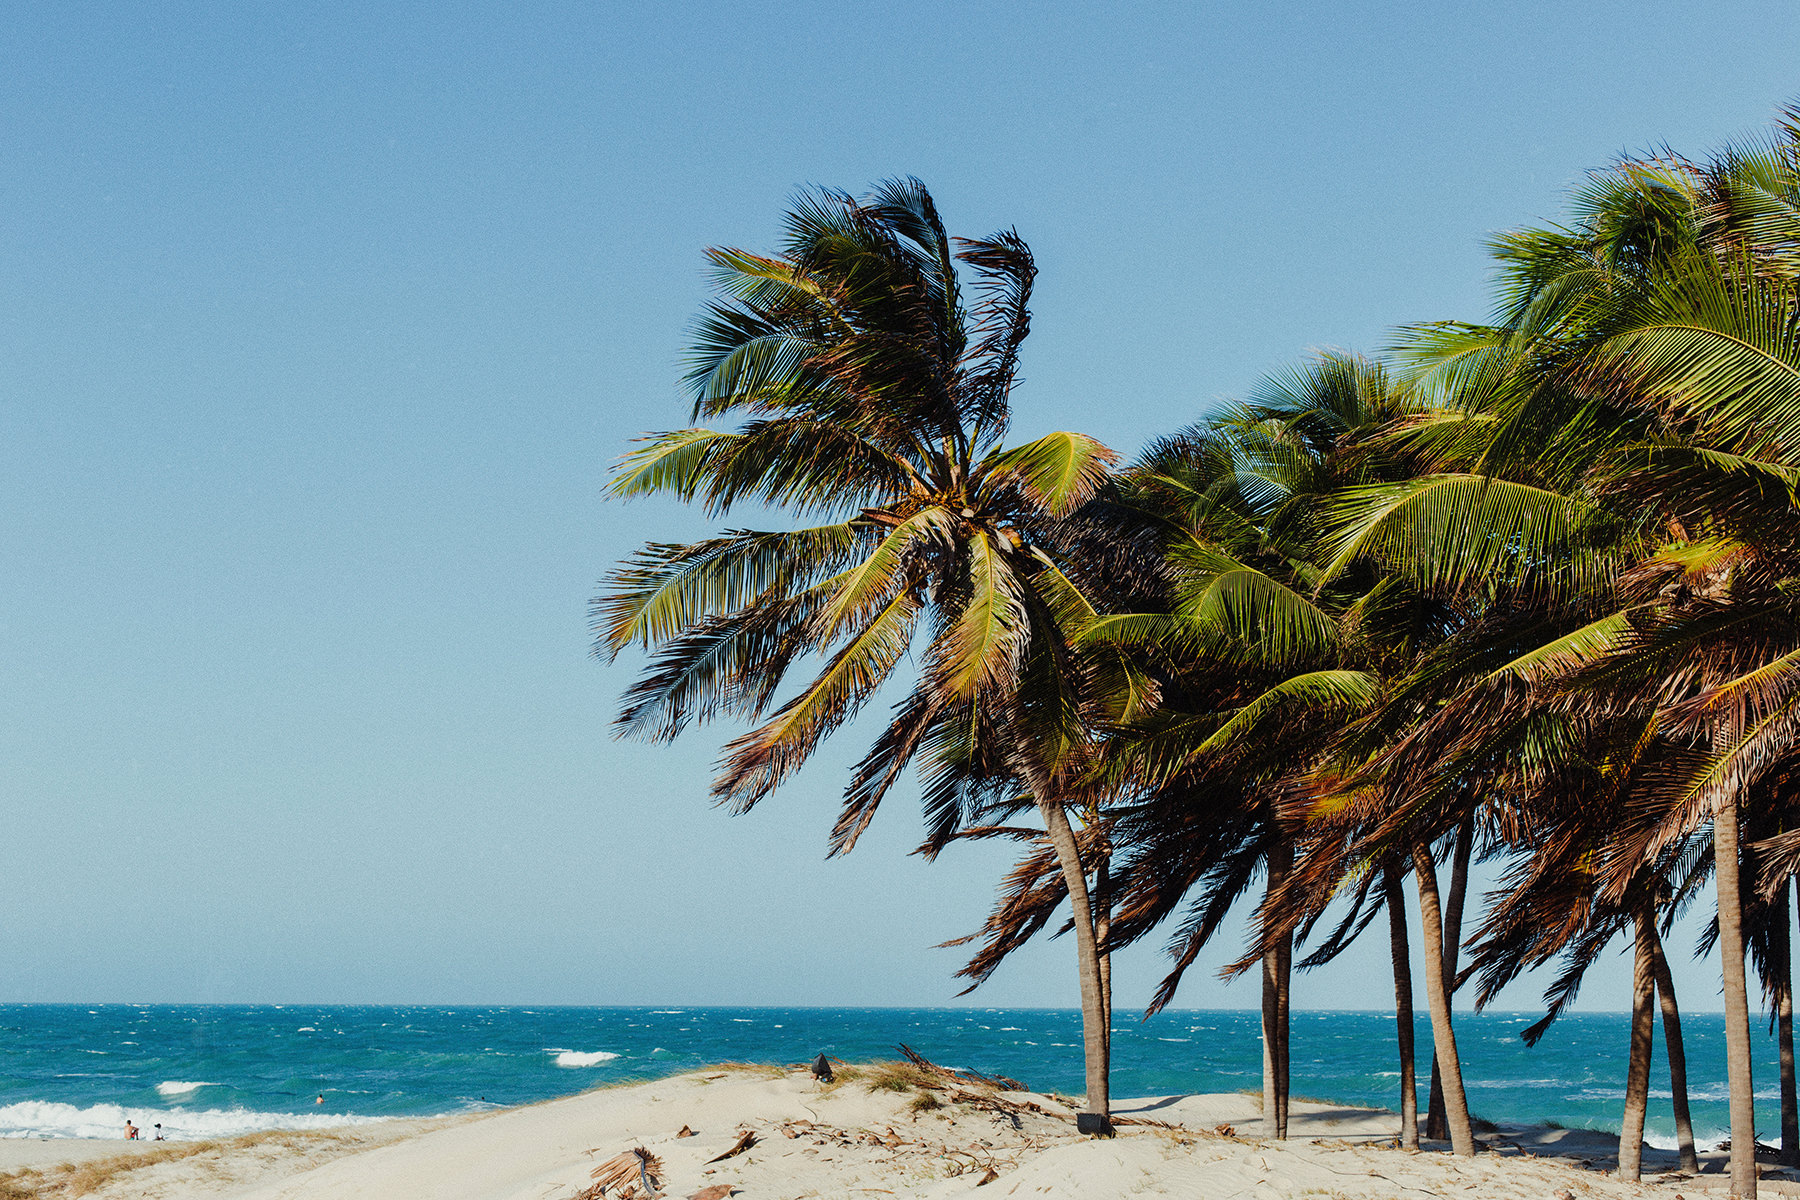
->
[0, 1125, 412, 1199]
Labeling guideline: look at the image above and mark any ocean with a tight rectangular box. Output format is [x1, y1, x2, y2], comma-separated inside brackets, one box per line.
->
[0, 1004, 1786, 1148]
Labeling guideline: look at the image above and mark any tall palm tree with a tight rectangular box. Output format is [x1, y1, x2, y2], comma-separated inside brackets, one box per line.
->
[595, 179, 1125, 1128]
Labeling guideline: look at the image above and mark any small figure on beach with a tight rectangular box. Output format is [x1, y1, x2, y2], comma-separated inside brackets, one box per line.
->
[124, 1120, 138, 1140]
[153, 1123, 164, 1141]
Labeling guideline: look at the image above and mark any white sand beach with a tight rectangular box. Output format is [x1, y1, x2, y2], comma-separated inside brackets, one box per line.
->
[3, 1062, 1788, 1200]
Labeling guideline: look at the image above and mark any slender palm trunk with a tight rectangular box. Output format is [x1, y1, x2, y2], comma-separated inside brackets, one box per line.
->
[1262, 837, 1294, 1138]
[1715, 798, 1757, 1197]
[1411, 842, 1474, 1155]
[1095, 855, 1113, 1075]
[1427, 812, 1474, 1141]
[1647, 922, 1699, 1173]
[1384, 863, 1419, 1149]
[1037, 798, 1111, 1130]
[1777, 877, 1798, 1167]
[1619, 910, 1657, 1179]
[1277, 905, 1292, 1136]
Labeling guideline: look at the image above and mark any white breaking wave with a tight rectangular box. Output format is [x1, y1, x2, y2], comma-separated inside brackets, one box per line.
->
[547, 1049, 619, 1068]
[0, 1100, 391, 1141]
[155, 1081, 213, 1097]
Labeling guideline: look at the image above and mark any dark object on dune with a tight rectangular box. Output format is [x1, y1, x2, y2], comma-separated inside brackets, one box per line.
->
[1075, 1112, 1115, 1136]
[811, 1053, 833, 1083]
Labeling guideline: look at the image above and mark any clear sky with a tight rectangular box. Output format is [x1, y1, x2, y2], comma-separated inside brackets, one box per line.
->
[3, 1, 1797, 1013]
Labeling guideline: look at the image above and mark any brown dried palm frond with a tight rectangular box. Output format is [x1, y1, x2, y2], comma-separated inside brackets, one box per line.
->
[579, 1146, 663, 1199]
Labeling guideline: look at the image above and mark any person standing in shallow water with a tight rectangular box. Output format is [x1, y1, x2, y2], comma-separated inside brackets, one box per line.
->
[124, 1120, 138, 1140]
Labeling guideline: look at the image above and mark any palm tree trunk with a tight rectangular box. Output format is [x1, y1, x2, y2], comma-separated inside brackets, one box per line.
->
[1411, 841, 1475, 1156]
[1277, 901, 1292, 1137]
[1037, 798, 1111, 1131]
[1262, 836, 1294, 1139]
[1095, 855, 1113, 1076]
[1384, 862, 1419, 1150]
[1647, 921, 1699, 1173]
[1427, 811, 1474, 1141]
[1778, 876, 1798, 1168]
[1715, 796, 1758, 1197]
[1619, 909, 1657, 1179]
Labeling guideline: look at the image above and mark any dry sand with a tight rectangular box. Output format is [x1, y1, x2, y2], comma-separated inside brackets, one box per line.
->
[5, 1063, 1796, 1199]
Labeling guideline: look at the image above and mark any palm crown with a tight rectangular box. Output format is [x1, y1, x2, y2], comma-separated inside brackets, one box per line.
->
[595, 179, 1124, 1121]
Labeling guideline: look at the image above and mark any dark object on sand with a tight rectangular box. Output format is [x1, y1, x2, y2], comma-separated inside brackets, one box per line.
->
[810, 1053, 833, 1083]
[705, 1130, 757, 1164]
[1075, 1112, 1115, 1136]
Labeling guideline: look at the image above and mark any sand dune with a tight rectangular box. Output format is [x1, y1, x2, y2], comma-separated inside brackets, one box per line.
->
[5, 1065, 1791, 1199]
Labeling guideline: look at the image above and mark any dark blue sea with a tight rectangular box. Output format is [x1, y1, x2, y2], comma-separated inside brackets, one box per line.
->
[0, 1005, 1788, 1147]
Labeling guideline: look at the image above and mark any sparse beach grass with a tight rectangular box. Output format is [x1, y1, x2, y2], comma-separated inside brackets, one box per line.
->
[0, 1127, 383, 1199]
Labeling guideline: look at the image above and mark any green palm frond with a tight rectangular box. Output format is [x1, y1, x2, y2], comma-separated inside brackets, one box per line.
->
[814, 506, 951, 639]
[1174, 562, 1339, 666]
[940, 530, 1030, 698]
[1481, 611, 1636, 686]
[608, 428, 735, 500]
[1589, 250, 1800, 459]
[714, 586, 923, 811]
[596, 523, 867, 655]
[980, 431, 1117, 517]
[1319, 473, 1616, 596]
[1196, 670, 1381, 756]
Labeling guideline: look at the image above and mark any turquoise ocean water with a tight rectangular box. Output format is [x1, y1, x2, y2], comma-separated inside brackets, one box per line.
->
[0, 1005, 1788, 1147]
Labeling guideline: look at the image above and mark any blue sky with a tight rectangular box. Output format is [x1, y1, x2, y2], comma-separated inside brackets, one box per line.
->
[3, 1, 1797, 1011]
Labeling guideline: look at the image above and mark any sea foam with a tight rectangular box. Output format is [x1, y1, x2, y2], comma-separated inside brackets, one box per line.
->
[548, 1049, 619, 1067]
[0, 1100, 390, 1141]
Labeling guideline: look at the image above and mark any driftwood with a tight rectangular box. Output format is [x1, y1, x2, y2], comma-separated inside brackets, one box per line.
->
[896, 1044, 1025, 1091]
[704, 1130, 757, 1164]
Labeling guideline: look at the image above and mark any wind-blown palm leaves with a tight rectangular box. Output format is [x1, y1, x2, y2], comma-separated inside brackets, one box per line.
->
[598, 105, 1800, 1189]
[596, 179, 1131, 1125]
[1310, 106, 1800, 1193]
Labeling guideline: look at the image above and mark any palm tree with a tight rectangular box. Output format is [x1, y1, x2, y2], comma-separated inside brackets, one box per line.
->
[1085, 354, 1436, 1139]
[595, 179, 1125, 1128]
[1332, 107, 1800, 1193]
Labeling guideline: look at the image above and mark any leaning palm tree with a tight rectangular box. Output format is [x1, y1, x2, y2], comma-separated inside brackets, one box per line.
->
[595, 179, 1125, 1128]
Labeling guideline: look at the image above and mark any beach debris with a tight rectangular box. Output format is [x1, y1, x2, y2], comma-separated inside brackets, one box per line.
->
[1213, 1124, 1236, 1138]
[976, 1165, 1000, 1185]
[675, 1125, 696, 1138]
[811, 1052, 834, 1083]
[575, 1146, 663, 1199]
[705, 1130, 757, 1164]
[896, 1043, 1024, 1091]
[686, 1188, 736, 1200]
